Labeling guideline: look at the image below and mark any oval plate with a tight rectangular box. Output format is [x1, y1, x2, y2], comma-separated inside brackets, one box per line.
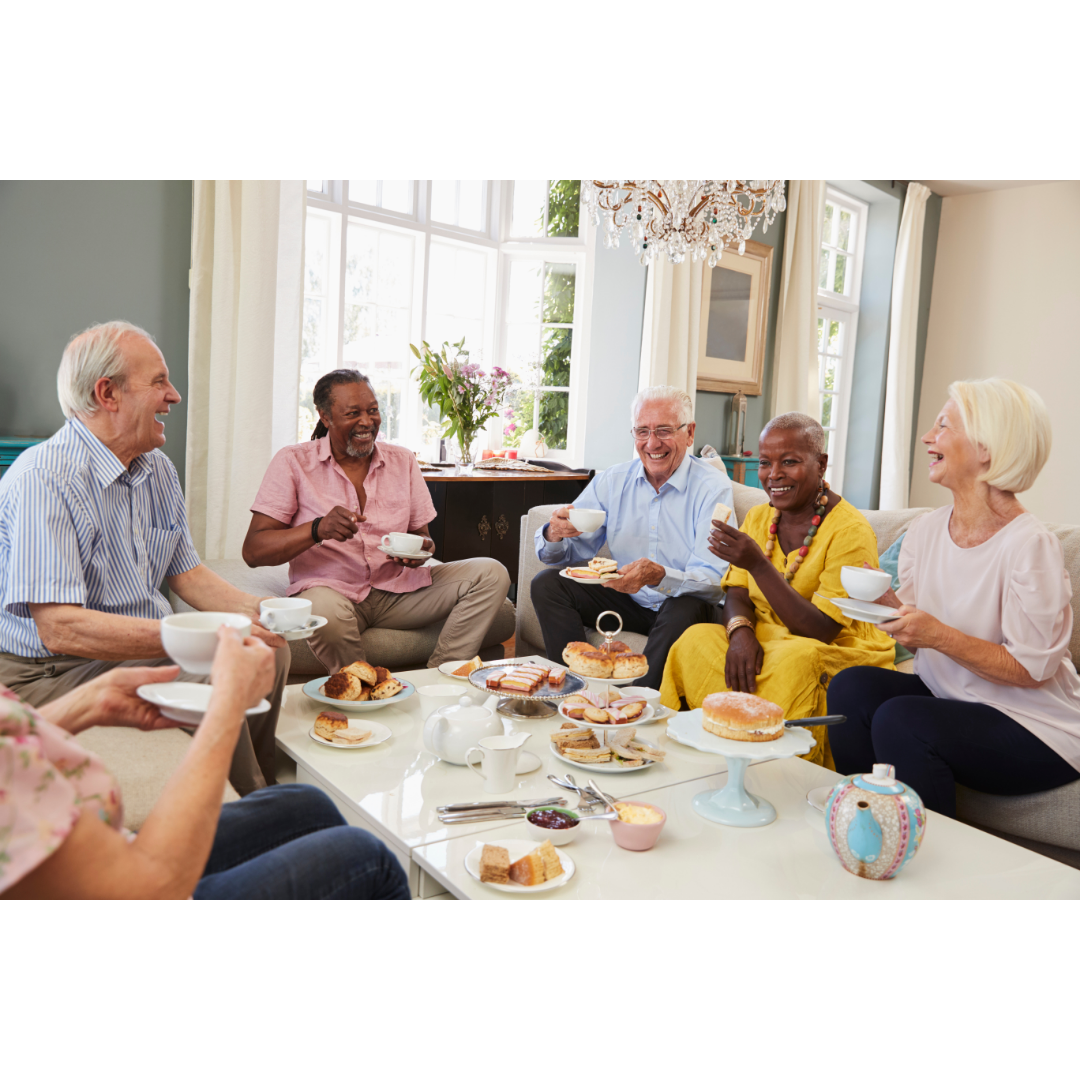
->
[308, 719, 392, 749]
[302, 676, 415, 711]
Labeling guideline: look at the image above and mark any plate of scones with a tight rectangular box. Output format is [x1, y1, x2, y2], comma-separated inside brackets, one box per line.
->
[303, 661, 414, 711]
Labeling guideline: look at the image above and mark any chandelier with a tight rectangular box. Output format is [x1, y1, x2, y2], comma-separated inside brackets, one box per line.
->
[582, 180, 786, 267]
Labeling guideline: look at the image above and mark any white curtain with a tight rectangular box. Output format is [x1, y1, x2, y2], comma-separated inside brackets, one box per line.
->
[771, 180, 826, 419]
[637, 256, 706, 399]
[879, 182, 932, 510]
[186, 180, 306, 560]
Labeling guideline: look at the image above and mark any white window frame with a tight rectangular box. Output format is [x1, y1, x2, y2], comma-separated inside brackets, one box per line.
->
[303, 180, 594, 465]
[816, 185, 869, 492]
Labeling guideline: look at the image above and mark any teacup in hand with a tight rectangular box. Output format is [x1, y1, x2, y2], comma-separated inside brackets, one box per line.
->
[161, 612, 252, 674]
[382, 532, 425, 555]
[840, 565, 892, 602]
[259, 597, 312, 633]
[567, 508, 606, 533]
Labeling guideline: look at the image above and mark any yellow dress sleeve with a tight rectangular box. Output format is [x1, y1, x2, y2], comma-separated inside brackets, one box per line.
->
[810, 503, 882, 627]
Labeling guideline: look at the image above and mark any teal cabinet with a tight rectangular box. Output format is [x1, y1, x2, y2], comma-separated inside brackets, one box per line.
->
[0, 438, 45, 477]
[721, 455, 760, 488]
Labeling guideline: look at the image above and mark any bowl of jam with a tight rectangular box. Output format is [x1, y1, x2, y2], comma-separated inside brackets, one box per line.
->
[525, 806, 581, 845]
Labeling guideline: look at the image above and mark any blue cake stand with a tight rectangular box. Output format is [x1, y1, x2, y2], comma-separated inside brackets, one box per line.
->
[667, 710, 816, 827]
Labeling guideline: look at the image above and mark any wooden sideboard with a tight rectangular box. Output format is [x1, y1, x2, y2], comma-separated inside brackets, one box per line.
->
[424, 466, 592, 592]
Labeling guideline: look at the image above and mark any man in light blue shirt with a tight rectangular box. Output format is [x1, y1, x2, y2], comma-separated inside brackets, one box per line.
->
[531, 386, 733, 688]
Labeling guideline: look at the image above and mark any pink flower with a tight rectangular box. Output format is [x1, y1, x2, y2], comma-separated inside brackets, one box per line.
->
[504, 407, 514, 418]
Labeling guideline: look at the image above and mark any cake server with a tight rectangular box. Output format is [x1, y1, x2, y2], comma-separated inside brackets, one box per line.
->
[784, 715, 847, 728]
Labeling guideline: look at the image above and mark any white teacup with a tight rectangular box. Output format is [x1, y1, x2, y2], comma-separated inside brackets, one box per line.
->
[464, 734, 530, 794]
[417, 682, 469, 718]
[382, 532, 424, 554]
[161, 612, 252, 674]
[568, 508, 606, 534]
[259, 597, 312, 633]
[841, 565, 892, 602]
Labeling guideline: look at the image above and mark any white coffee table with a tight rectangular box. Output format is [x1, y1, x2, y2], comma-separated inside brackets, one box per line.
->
[412, 756, 1080, 900]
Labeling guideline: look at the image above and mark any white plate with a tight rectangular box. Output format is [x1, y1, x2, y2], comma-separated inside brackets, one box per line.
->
[557, 700, 656, 727]
[302, 676, 416, 711]
[666, 709, 816, 760]
[516, 750, 541, 775]
[377, 544, 432, 563]
[807, 784, 834, 812]
[549, 736, 660, 773]
[558, 567, 621, 585]
[464, 837, 576, 893]
[438, 660, 480, 681]
[827, 596, 902, 625]
[309, 719, 392, 749]
[137, 681, 271, 727]
[274, 615, 328, 641]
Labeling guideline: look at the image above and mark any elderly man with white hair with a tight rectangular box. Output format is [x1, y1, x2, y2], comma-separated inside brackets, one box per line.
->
[531, 385, 733, 689]
[0, 321, 290, 795]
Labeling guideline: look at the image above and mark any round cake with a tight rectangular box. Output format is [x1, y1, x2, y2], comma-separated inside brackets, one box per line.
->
[702, 692, 785, 742]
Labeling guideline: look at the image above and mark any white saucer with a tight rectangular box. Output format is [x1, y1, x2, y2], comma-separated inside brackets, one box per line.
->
[438, 660, 479, 681]
[559, 567, 621, 585]
[273, 615, 328, 641]
[308, 719, 392, 749]
[807, 784, 834, 812]
[828, 596, 902, 625]
[464, 837, 575, 893]
[137, 682, 271, 727]
[516, 750, 541, 775]
[377, 543, 431, 563]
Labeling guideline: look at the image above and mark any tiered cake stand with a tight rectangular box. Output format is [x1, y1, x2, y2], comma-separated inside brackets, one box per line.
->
[666, 709, 816, 827]
[467, 664, 586, 719]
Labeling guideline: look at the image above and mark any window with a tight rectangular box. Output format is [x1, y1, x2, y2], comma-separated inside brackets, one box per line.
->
[302, 181, 591, 462]
[816, 187, 868, 489]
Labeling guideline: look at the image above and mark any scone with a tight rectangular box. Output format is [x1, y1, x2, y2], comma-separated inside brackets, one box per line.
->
[562, 641, 593, 665]
[569, 650, 614, 678]
[702, 691, 785, 742]
[371, 677, 405, 699]
[373, 666, 391, 684]
[322, 671, 368, 700]
[611, 653, 648, 679]
[342, 661, 378, 686]
[314, 710, 349, 740]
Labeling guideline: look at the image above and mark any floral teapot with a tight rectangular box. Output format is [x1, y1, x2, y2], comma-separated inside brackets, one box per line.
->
[423, 695, 504, 766]
[825, 764, 926, 880]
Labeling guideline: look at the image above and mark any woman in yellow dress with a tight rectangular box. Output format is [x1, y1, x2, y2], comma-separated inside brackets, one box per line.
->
[659, 413, 895, 769]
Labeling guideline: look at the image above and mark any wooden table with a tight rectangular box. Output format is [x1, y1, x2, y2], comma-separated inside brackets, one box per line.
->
[423, 466, 591, 589]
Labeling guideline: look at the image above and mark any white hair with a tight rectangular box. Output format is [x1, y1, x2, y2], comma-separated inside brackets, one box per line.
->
[57, 321, 156, 419]
[761, 412, 826, 456]
[630, 385, 694, 427]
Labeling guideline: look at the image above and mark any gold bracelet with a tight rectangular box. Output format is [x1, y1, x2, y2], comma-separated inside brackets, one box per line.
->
[725, 616, 755, 636]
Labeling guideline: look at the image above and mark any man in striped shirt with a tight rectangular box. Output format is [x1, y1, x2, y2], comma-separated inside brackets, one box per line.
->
[0, 321, 290, 794]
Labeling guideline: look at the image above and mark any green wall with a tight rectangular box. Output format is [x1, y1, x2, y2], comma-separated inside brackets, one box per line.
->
[0, 181, 193, 484]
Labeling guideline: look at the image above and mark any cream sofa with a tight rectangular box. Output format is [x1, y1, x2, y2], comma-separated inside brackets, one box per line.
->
[517, 480, 1080, 868]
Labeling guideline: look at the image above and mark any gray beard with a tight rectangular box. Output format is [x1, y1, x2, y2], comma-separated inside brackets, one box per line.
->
[345, 439, 374, 459]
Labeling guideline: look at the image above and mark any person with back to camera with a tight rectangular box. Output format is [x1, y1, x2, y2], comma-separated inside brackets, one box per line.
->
[828, 378, 1080, 817]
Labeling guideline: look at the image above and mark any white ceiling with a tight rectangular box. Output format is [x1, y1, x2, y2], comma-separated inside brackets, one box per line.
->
[917, 180, 1061, 199]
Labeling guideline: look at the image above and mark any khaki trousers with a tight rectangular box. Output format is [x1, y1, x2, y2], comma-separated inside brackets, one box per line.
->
[300, 558, 510, 674]
[0, 645, 290, 797]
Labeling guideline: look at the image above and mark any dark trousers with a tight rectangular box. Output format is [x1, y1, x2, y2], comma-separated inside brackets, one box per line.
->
[827, 666, 1080, 818]
[530, 567, 713, 690]
[193, 785, 411, 900]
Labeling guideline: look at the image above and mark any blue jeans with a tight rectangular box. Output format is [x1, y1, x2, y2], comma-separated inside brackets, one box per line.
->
[193, 784, 411, 900]
[827, 667, 1080, 818]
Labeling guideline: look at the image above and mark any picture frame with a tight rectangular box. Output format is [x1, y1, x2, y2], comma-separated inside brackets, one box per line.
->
[696, 239, 773, 395]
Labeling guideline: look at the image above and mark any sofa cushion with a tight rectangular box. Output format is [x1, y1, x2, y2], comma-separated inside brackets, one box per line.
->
[173, 560, 515, 675]
[956, 780, 1080, 852]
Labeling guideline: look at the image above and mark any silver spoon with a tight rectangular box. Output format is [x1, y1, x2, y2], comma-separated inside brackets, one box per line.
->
[585, 778, 619, 812]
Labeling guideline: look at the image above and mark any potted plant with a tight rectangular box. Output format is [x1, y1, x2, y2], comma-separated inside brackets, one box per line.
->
[410, 339, 514, 464]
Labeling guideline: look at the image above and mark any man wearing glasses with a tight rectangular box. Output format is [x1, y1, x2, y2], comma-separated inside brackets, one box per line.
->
[531, 385, 733, 689]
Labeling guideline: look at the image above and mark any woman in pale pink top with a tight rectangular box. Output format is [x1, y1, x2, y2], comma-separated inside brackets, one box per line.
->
[828, 378, 1080, 817]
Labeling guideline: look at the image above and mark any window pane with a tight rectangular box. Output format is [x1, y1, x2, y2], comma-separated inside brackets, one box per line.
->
[546, 180, 580, 237]
[821, 392, 834, 429]
[505, 323, 541, 382]
[542, 328, 571, 387]
[539, 391, 569, 449]
[821, 353, 838, 392]
[819, 248, 829, 290]
[349, 179, 378, 206]
[459, 179, 484, 231]
[507, 260, 543, 323]
[822, 202, 835, 244]
[838, 209, 852, 252]
[502, 387, 536, 448]
[827, 319, 843, 354]
[834, 253, 847, 294]
[306, 179, 326, 194]
[427, 241, 489, 352]
[511, 179, 547, 237]
[543, 263, 576, 324]
[372, 377, 404, 443]
[381, 179, 414, 215]
[430, 180, 456, 224]
[816, 316, 825, 351]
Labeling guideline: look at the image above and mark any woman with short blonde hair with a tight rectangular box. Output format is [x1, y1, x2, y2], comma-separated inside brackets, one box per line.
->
[828, 377, 1080, 817]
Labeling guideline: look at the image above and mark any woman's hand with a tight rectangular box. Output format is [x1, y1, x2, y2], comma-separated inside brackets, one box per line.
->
[725, 626, 763, 693]
[39, 665, 185, 734]
[207, 627, 276, 717]
[709, 520, 766, 571]
[878, 605, 947, 651]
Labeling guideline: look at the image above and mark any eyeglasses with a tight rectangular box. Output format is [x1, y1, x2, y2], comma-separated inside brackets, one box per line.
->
[631, 423, 687, 442]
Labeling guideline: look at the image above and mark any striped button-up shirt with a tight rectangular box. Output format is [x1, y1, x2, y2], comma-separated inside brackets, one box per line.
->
[534, 453, 733, 611]
[0, 418, 202, 658]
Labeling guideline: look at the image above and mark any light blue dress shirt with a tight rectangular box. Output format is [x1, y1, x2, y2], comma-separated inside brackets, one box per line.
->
[534, 453, 734, 611]
[0, 418, 202, 658]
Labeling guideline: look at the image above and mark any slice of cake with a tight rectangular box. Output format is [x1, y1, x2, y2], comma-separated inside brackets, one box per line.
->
[479, 844, 510, 884]
[452, 656, 482, 677]
[547, 664, 567, 687]
[536, 841, 563, 881]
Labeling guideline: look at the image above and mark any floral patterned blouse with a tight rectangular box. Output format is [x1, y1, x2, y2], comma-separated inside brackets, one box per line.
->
[0, 685, 122, 893]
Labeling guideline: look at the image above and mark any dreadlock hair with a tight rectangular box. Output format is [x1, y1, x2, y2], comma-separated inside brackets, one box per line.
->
[311, 368, 374, 440]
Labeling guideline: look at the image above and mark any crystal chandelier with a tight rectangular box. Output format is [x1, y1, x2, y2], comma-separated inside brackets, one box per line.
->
[582, 180, 787, 267]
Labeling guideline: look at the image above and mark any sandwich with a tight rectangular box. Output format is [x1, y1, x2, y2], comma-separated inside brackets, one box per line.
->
[712, 501, 734, 526]
[332, 726, 373, 745]
[479, 844, 510, 885]
[559, 745, 613, 763]
[588, 557, 619, 575]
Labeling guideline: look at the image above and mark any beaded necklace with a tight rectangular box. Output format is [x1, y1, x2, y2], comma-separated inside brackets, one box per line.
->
[765, 481, 830, 583]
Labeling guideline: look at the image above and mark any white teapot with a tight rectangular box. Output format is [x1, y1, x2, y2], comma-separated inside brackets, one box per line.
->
[423, 694, 504, 765]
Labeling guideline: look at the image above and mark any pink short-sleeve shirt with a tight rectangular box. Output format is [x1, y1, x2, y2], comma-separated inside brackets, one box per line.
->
[0, 687, 123, 894]
[250, 439, 437, 604]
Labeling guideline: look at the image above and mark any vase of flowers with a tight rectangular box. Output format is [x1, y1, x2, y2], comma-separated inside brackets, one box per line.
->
[410, 339, 514, 465]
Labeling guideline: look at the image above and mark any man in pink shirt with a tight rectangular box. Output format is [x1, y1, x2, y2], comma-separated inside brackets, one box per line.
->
[242, 370, 509, 673]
